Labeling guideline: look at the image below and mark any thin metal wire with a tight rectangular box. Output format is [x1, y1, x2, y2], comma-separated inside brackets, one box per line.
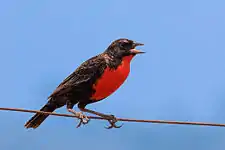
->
[0, 107, 225, 127]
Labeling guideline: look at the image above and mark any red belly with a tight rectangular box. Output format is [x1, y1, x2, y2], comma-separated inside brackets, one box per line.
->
[91, 55, 133, 100]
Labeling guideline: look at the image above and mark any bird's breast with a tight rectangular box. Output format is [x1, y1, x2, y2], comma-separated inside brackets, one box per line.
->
[91, 55, 134, 100]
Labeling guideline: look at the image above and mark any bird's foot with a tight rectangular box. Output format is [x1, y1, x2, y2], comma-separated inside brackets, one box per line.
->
[75, 112, 90, 128]
[104, 115, 123, 129]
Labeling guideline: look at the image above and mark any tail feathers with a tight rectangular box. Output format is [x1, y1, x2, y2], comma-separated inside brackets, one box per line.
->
[24, 102, 57, 129]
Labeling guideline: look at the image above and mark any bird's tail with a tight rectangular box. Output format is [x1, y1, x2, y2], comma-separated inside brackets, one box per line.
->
[24, 100, 57, 129]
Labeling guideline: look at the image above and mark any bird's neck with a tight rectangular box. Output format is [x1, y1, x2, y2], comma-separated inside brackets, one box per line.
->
[103, 53, 134, 69]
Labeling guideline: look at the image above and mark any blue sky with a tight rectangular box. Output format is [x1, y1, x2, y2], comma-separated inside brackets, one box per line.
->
[0, 0, 225, 149]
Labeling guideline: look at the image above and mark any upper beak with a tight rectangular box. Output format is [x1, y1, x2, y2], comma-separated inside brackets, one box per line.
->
[130, 42, 145, 54]
[133, 42, 144, 47]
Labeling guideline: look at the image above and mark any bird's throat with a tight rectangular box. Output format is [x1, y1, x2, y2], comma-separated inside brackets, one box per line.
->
[122, 55, 135, 64]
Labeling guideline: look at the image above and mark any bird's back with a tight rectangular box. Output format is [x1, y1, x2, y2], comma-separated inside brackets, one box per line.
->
[49, 54, 107, 100]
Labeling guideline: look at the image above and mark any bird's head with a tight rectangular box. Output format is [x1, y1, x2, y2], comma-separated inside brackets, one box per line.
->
[105, 38, 145, 59]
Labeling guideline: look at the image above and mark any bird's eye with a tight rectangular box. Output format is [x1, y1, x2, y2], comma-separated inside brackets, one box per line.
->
[119, 41, 131, 49]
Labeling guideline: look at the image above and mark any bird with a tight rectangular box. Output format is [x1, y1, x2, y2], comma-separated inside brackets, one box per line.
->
[24, 38, 145, 129]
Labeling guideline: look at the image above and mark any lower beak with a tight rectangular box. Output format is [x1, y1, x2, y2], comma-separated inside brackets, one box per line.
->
[130, 49, 145, 54]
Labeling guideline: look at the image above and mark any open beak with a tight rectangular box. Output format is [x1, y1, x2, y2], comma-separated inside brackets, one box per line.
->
[130, 42, 145, 54]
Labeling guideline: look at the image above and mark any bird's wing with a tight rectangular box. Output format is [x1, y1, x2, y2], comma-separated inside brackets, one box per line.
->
[49, 55, 107, 98]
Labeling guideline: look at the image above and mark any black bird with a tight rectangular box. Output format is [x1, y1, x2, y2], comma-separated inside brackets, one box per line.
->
[24, 38, 144, 129]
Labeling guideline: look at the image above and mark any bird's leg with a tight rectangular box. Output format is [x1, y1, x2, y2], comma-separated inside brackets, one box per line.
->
[79, 108, 123, 129]
[66, 102, 89, 128]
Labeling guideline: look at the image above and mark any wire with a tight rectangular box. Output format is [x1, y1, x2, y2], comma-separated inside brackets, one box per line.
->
[0, 107, 225, 127]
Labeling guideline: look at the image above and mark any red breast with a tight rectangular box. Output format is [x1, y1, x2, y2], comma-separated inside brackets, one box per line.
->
[91, 55, 134, 100]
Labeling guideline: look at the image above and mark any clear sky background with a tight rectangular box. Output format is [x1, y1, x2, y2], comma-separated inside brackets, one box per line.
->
[0, 0, 225, 150]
